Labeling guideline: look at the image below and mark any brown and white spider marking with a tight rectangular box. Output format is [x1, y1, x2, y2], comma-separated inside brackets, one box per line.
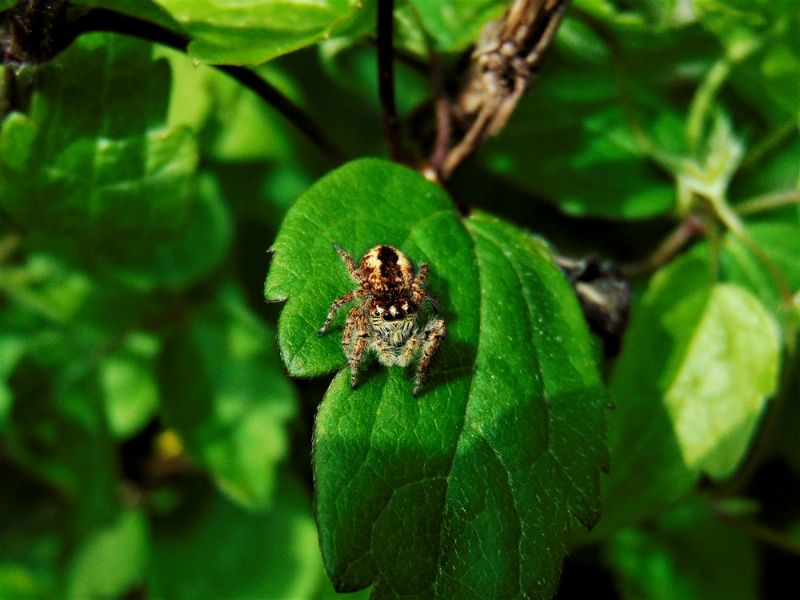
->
[317, 244, 446, 397]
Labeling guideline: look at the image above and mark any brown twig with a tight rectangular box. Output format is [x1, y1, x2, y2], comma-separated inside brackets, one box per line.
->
[429, 52, 451, 175]
[377, 0, 404, 162]
[440, 0, 570, 180]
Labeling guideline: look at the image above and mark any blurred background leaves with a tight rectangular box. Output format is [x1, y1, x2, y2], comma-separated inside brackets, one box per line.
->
[1, 0, 799, 598]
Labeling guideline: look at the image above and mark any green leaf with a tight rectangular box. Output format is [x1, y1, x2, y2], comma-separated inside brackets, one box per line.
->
[153, 0, 369, 65]
[98, 173, 233, 291]
[101, 333, 160, 439]
[408, 0, 505, 52]
[0, 335, 26, 426]
[66, 510, 150, 600]
[150, 476, 323, 600]
[607, 497, 759, 600]
[265, 159, 607, 598]
[0, 1, 15, 11]
[159, 287, 297, 510]
[601, 248, 781, 531]
[0, 34, 198, 245]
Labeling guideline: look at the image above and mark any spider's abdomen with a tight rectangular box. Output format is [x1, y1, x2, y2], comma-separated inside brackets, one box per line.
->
[359, 245, 415, 293]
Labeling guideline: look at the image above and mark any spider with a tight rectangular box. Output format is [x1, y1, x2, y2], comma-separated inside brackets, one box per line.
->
[317, 244, 446, 397]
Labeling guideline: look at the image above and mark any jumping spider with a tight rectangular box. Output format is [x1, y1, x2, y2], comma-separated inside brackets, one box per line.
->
[317, 244, 446, 397]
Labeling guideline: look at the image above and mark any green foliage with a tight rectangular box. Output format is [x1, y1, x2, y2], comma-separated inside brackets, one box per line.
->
[149, 476, 329, 600]
[607, 497, 759, 600]
[266, 159, 607, 597]
[600, 248, 780, 530]
[160, 287, 297, 510]
[2, 0, 799, 598]
[153, 0, 372, 65]
[0, 34, 197, 245]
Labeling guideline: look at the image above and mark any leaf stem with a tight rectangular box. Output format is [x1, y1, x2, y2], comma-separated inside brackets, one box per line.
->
[377, 0, 404, 163]
[708, 194, 794, 303]
[0, 232, 21, 264]
[736, 188, 800, 216]
[741, 118, 799, 172]
[686, 58, 731, 155]
[620, 215, 707, 277]
[59, 8, 347, 163]
[715, 503, 800, 557]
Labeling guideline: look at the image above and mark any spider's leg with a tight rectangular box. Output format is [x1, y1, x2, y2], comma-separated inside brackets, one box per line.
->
[348, 310, 369, 389]
[341, 307, 360, 351]
[334, 244, 362, 283]
[413, 318, 446, 397]
[318, 289, 364, 336]
[413, 263, 429, 287]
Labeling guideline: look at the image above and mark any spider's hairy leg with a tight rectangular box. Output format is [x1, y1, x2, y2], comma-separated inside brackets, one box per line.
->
[413, 263, 429, 287]
[413, 318, 446, 397]
[341, 306, 360, 350]
[317, 289, 365, 336]
[334, 244, 362, 283]
[411, 263, 433, 306]
[346, 310, 369, 389]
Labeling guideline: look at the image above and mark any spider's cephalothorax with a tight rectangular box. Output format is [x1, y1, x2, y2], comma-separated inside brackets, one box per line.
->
[317, 244, 446, 397]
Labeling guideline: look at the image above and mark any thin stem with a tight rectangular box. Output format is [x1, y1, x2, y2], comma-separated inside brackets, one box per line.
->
[715, 509, 800, 558]
[736, 189, 800, 216]
[686, 58, 731, 155]
[377, 0, 404, 162]
[709, 194, 794, 302]
[620, 215, 707, 277]
[741, 118, 799, 172]
[429, 52, 450, 176]
[60, 8, 346, 163]
[0, 233, 21, 264]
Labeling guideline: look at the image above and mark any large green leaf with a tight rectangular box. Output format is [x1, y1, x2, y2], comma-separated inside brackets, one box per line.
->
[153, 0, 370, 65]
[607, 497, 759, 600]
[265, 159, 607, 598]
[600, 248, 781, 532]
[159, 287, 297, 510]
[0, 34, 197, 245]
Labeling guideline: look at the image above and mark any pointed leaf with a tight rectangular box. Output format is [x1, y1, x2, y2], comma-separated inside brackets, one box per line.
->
[265, 159, 607, 598]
